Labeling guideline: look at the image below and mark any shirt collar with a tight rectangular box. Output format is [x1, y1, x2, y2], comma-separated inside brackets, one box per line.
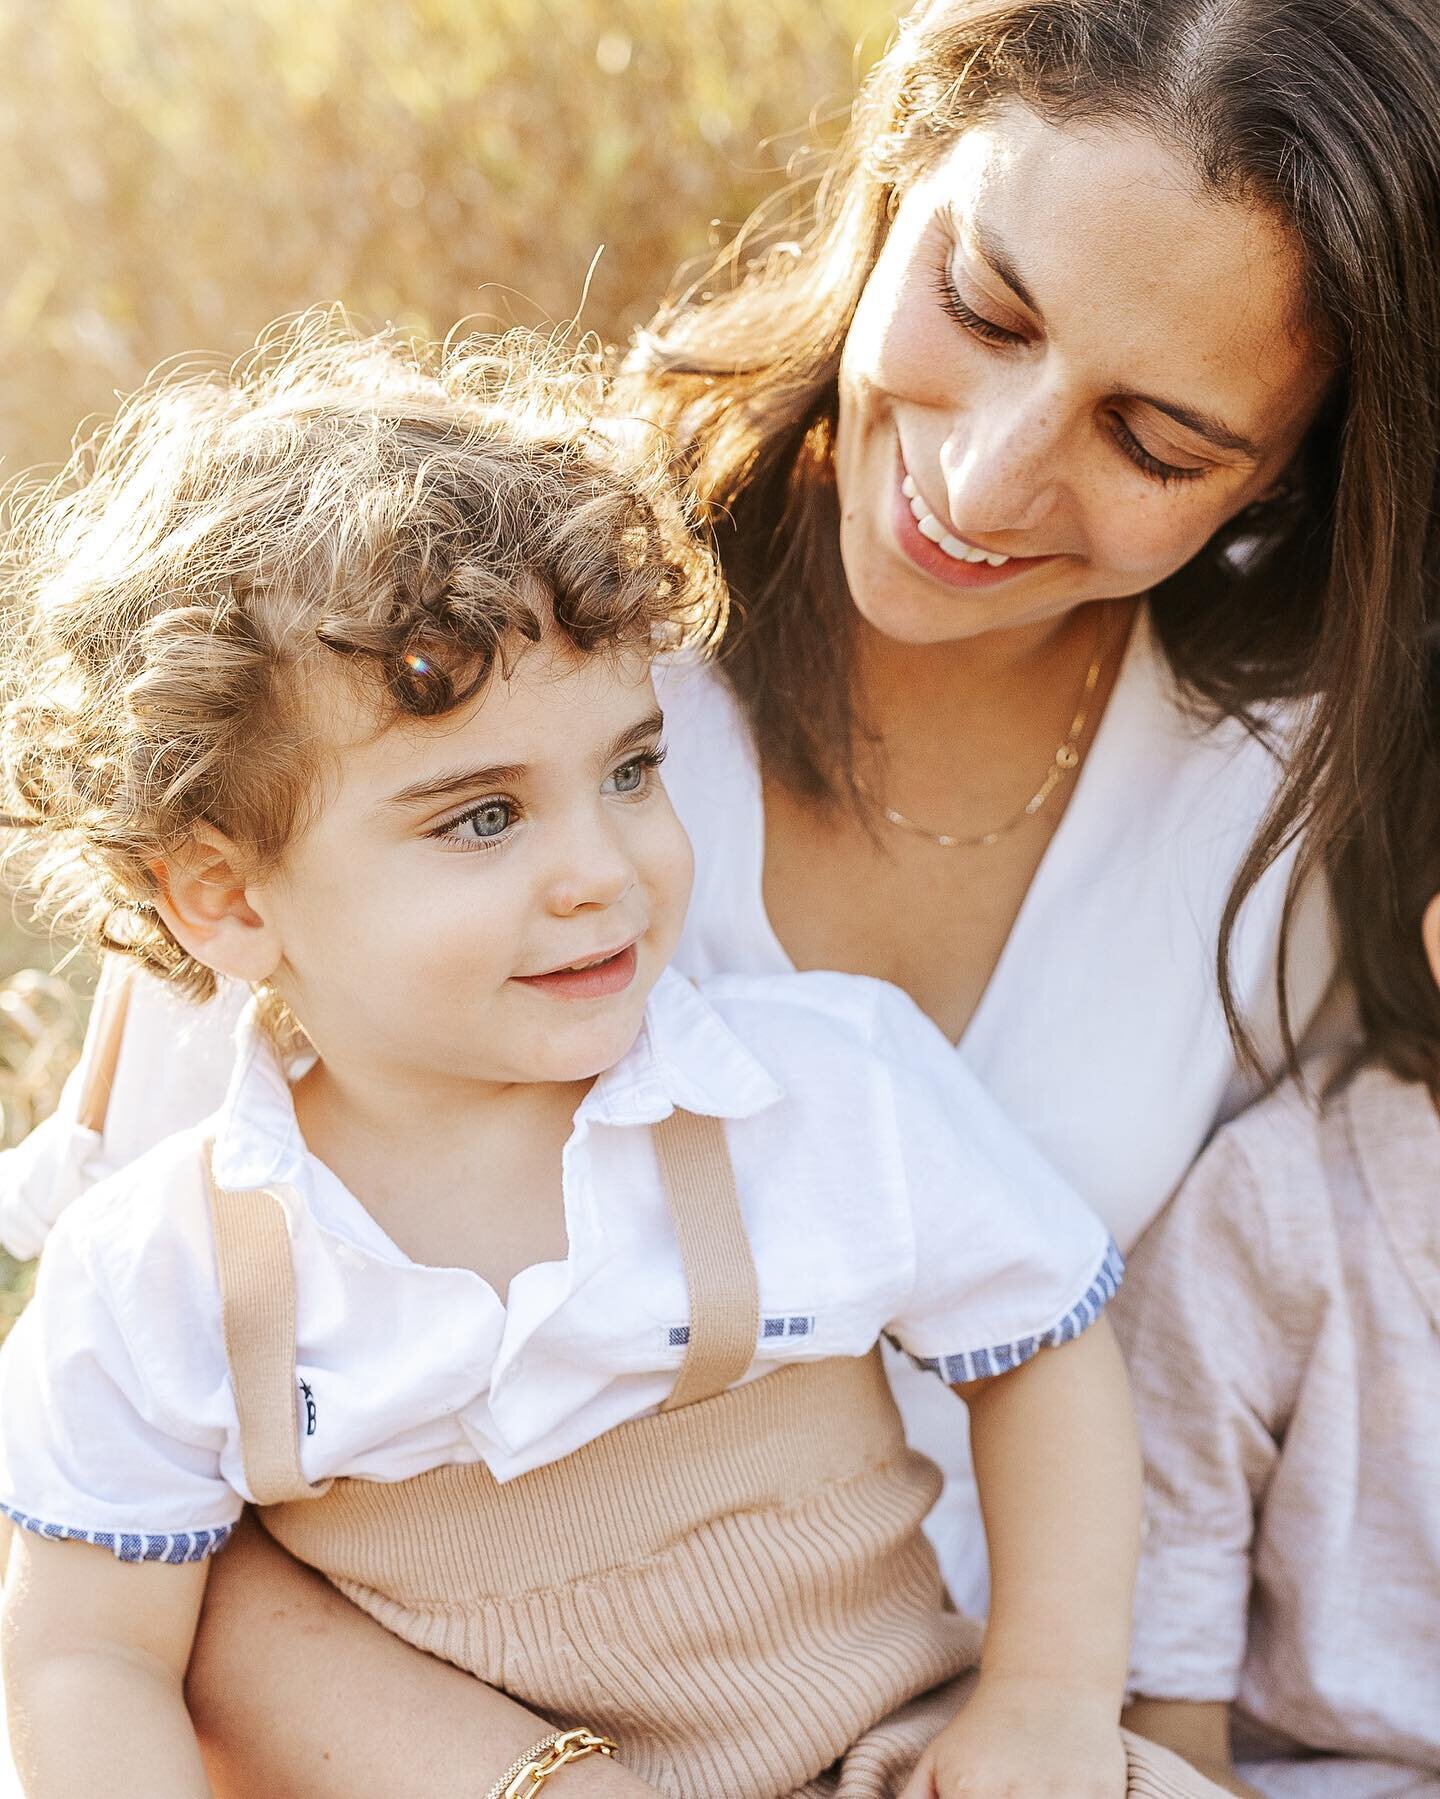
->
[208, 1000, 311, 1192]
[208, 967, 785, 1190]
[579, 967, 785, 1129]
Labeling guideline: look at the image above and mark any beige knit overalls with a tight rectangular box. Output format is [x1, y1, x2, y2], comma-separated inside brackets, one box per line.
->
[207, 1110, 1226, 1799]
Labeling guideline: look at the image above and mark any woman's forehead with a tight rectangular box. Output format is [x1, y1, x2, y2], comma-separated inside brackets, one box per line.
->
[908, 105, 1326, 452]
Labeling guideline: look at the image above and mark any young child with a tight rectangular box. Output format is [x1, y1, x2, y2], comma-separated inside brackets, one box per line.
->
[0, 319, 1204, 1799]
[1116, 722, 1440, 1797]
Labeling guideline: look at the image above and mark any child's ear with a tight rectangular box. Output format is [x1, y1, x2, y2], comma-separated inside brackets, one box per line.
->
[151, 823, 283, 985]
[1422, 893, 1440, 992]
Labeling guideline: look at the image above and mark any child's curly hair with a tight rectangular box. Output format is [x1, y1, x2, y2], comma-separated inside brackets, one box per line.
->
[0, 311, 726, 1001]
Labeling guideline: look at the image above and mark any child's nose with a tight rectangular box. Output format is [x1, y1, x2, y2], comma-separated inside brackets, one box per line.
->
[544, 819, 636, 915]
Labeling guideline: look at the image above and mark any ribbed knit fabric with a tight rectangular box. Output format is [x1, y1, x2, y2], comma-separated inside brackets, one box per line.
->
[208, 1112, 1231, 1799]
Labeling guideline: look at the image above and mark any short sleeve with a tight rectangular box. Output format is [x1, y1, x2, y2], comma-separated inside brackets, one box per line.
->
[1111, 1120, 1313, 1702]
[0, 962, 245, 1263]
[0, 1202, 241, 1562]
[873, 985, 1122, 1381]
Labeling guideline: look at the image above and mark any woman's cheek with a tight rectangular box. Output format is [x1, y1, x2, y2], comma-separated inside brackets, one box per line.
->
[1088, 485, 1231, 588]
[875, 283, 963, 407]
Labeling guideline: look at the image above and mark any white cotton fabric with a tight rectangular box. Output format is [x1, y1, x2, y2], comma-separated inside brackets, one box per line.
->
[0, 606, 1339, 1604]
[0, 967, 1115, 1549]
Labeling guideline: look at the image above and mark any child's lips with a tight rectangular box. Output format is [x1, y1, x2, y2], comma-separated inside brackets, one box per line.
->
[512, 942, 639, 1000]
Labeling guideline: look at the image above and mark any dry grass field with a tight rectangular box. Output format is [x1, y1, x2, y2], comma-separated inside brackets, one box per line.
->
[0, 0, 895, 1324]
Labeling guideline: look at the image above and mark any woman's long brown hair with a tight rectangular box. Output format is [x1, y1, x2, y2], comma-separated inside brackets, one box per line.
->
[624, 0, 1440, 1074]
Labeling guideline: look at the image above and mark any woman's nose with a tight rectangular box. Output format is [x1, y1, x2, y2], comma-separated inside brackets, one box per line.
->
[940, 386, 1066, 540]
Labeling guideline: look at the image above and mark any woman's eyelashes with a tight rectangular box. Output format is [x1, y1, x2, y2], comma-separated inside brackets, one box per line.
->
[426, 748, 668, 855]
[932, 263, 1025, 347]
[932, 256, 1213, 488]
[1108, 414, 1209, 487]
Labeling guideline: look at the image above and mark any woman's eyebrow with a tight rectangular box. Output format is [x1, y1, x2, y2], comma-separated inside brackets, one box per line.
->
[969, 217, 1044, 319]
[968, 216, 1258, 458]
[1117, 391, 1259, 458]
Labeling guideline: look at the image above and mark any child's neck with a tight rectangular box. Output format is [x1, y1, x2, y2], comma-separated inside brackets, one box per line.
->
[291, 1054, 592, 1297]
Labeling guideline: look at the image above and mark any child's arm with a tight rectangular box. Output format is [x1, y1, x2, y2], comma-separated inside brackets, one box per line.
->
[4, 1531, 210, 1797]
[900, 1318, 1138, 1799]
[1108, 1122, 1318, 1794]
[1120, 1701, 1264, 1798]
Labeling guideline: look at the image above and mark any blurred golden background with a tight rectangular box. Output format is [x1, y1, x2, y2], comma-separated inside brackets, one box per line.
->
[0, 0, 893, 1323]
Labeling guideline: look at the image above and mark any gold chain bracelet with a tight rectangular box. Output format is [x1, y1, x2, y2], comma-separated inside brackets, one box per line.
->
[484, 1727, 619, 1799]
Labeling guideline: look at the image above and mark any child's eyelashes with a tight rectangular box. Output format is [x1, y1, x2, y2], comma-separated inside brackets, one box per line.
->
[425, 747, 667, 855]
[429, 797, 518, 854]
[603, 745, 666, 798]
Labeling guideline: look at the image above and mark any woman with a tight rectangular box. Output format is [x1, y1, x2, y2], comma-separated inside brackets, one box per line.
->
[3, 0, 1437, 1793]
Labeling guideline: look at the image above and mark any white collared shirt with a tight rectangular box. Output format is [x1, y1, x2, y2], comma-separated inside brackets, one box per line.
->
[0, 968, 1116, 1559]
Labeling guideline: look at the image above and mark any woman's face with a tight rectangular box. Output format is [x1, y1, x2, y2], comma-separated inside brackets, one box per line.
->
[834, 105, 1330, 645]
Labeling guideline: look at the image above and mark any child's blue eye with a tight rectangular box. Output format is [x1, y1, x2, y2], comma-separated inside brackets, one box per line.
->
[466, 800, 512, 837]
[604, 747, 665, 797]
[433, 798, 514, 850]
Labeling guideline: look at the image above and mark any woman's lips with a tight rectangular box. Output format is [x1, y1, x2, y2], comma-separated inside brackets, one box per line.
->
[890, 462, 1056, 589]
[512, 942, 639, 1000]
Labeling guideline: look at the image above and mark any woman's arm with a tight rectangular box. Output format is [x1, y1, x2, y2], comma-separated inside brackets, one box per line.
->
[902, 1319, 1139, 1799]
[4, 1532, 210, 1797]
[187, 1515, 659, 1799]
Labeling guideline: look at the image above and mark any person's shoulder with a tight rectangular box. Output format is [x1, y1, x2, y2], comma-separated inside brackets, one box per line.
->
[1149, 1067, 1343, 1278]
[694, 970, 1002, 1140]
[696, 968, 945, 1071]
[44, 1121, 221, 1294]
[1197, 1066, 1343, 1205]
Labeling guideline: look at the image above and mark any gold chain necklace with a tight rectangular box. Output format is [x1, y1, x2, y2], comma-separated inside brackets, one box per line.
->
[859, 604, 1113, 851]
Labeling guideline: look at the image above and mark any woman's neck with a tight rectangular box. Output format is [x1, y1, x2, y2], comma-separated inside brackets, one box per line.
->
[853, 598, 1134, 749]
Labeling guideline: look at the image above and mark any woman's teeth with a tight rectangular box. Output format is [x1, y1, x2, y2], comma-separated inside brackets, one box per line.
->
[901, 476, 1010, 566]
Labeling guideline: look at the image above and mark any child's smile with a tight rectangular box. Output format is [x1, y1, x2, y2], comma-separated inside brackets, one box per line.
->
[510, 939, 640, 1000]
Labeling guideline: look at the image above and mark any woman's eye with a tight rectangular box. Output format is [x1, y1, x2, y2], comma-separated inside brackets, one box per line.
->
[604, 748, 665, 797]
[432, 797, 515, 850]
[1109, 415, 1209, 488]
[933, 265, 1026, 348]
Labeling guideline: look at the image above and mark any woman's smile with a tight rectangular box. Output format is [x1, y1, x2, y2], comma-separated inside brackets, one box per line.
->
[890, 447, 1060, 590]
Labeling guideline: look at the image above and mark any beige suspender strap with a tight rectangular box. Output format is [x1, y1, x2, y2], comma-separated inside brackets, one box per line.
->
[652, 1109, 761, 1412]
[204, 1149, 325, 1507]
[75, 957, 133, 1135]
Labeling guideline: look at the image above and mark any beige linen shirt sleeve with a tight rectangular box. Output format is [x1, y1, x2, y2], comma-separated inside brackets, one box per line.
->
[1113, 1118, 1322, 1703]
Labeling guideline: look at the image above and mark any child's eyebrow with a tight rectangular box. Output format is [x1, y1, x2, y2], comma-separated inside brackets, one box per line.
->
[380, 710, 665, 812]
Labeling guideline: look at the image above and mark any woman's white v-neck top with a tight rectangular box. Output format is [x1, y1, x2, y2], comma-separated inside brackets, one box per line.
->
[660, 607, 1335, 1244]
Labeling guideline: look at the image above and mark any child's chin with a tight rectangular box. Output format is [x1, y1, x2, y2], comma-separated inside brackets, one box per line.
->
[531, 1016, 648, 1085]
